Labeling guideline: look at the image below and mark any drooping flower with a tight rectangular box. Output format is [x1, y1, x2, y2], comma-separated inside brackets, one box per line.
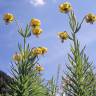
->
[32, 47, 43, 55]
[59, 2, 72, 13]
[39, 47, 48, 55]
[85, 13, 96, 24]
[32, 27, 43, 37]
[35, 65, 44, 72]
[3, 13, 14, 23]
[58, 31, 68, 42]
[13, 53, 22, 62]
[30, 18, 41, 27]
[32, 47, 48, 56]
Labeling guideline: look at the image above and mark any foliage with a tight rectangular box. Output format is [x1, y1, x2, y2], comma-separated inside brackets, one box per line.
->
[1, 2, 96, 96]
[6, 20, 47, 96]
[0, 70, 13, 95]
[61, 10, 96, 96]
[46, 65, 61, 96]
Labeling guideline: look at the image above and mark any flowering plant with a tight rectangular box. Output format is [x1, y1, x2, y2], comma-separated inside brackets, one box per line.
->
[58, 2, 96, 96]
[3, 13, 48, 96]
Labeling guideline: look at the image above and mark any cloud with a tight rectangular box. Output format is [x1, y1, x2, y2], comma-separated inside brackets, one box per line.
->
[29, 0, 46, 6]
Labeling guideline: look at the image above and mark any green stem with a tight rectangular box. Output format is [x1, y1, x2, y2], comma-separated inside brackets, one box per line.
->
[73, 33, 76, 49]
[24, 37, 26, 59]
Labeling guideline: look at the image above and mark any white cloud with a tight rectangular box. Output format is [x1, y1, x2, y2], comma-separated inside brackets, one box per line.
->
[29, 0, 46, 6]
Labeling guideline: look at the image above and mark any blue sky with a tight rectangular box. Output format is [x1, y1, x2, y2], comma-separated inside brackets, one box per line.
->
[0, 0, 96, 80]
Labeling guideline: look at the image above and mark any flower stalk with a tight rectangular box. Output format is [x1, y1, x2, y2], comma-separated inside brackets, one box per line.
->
[3, 13, 48, 96]
[58, 2, 96, 96]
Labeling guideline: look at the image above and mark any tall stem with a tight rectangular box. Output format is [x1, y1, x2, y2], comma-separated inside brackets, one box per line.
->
[73, 33, 76, 50]
[24, 37, 26, 60]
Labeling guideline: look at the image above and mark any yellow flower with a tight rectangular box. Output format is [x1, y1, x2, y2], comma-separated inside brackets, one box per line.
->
[32, 47, 43, 55]
[85, 13, 96, 24]
[58, 31, 68, 42]
[32, 27, 43, 37]
[39, 47, 48, 55]
[30, 18, 41, 27]
[59, 2, 72, 13]
[36, 65, 44, 72]
[3, 13, 14, 23]
[13, 53, 22, 62]
[32, 47, 47, 56]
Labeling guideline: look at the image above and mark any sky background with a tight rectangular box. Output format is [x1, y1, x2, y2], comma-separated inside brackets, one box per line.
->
[0, 0, 96, 80]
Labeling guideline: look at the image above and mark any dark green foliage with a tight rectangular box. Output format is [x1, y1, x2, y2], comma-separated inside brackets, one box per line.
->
[0, 70, 13, 95]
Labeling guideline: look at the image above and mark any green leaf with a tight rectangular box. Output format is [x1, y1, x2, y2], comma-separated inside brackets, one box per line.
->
[25, 24, 31, 38]
[18, 28, 25, 37]
[18, 43, 23, 52]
